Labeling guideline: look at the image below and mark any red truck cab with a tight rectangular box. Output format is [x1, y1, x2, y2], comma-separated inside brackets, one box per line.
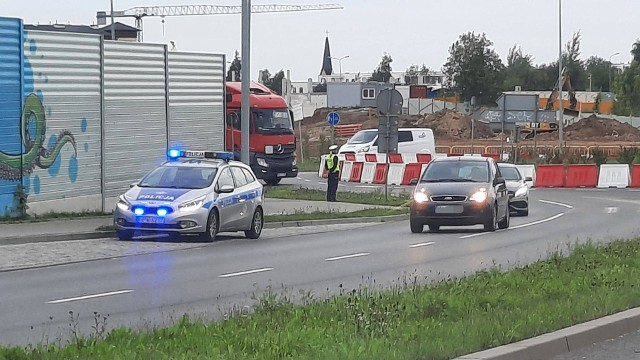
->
[225, 81, 298, 185]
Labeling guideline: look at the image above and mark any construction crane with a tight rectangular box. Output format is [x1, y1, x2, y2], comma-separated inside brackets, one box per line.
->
[97, 4, 344, 42]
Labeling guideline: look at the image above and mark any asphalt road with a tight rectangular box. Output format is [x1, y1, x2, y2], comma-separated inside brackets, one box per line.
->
[552, 328, 640, 360]
[1, 188, 640, 354]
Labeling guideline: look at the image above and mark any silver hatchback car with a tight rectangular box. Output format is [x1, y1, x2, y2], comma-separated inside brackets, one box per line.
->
[113, 150, 264, 242]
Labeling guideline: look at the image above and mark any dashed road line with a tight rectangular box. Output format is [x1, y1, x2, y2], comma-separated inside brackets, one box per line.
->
[539, 199, 574, 209]
[48, 289, 133, 304]
[409, 241, 435, 248]
[219, 267, 273, 278]
[325, 253, 369, 261]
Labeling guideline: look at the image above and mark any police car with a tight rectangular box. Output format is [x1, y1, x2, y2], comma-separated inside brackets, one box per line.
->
[113, 150, 264, 242]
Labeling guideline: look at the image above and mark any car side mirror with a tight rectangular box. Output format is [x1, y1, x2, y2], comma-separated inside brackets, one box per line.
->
[494, 177, 506, 186]
[525, 177, 533, 182]
[130, 182, 138, 188]
[409, 178, 419, 186]
[216, 184, 235, 194]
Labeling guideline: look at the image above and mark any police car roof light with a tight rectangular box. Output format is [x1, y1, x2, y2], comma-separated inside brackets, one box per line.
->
[168, 149, 233, 162]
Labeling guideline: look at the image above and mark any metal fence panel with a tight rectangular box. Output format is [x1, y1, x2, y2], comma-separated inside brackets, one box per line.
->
[103, 41, 168, 198]
[21, 30, 102, 211]
[0, 17, 23, 216]
[167, 51, 225, 151]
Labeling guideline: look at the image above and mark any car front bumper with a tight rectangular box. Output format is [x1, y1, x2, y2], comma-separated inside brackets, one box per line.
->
[508, 195, 528, 212]
[410, 200, 494, 226]
[113, 206, 210, 234]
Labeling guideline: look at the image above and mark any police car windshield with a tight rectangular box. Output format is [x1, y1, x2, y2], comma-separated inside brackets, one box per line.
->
[253, 109, 293, 135]
[348, 131, 377, 144]
[138, 166, 218, 189]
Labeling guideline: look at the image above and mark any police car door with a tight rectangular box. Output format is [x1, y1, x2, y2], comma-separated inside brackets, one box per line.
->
[229, 166, 254, 230]
[214, 167, 240, 231]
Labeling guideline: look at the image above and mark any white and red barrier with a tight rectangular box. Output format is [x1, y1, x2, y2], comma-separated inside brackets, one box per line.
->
[317, 154, 640, 189]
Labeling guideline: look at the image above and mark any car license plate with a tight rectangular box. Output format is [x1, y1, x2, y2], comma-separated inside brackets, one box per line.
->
[277, 173, 286, 177]
[435, 205, 463, 214]
[138, 216, 165, 224]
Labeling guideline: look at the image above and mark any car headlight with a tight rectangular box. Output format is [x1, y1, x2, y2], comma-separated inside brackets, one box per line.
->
[357, 146, 370, 153]
[178, 195, 206, 212]
[469, 189, 488, 202]
[515, 186, 528, 197]
[117, 195, 131, 211]
[257, 158, 268, 167]
[414, 192, 429, 203]
[292, 157, 297, 166]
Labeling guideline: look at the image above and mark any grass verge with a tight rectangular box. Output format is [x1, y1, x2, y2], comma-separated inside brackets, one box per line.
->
[0, 211, 110, 224]
[296, 158, 321, 172]
[265, 186, 409, 207]
[95, 208, 408, 232]
[2, 239, 640, 359]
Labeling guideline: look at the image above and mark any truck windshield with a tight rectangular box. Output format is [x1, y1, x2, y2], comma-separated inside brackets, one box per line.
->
[253, 109, 293, 135]
[348, 131, 377, 144]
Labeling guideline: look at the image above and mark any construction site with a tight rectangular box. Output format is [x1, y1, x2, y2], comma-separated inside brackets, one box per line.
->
[296, 107, 640, 160]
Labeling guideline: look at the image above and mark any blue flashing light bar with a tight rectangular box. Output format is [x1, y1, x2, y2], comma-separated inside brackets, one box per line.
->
[167, 149, 233, 162]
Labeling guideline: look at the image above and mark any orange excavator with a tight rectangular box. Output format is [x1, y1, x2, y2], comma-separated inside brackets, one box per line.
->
[521, 66, 579, 139]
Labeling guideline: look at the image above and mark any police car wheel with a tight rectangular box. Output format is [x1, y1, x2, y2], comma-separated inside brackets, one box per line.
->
[202, 210, 219, 242]
[116, 229, 134, 241]
[245, 207, 264, 239]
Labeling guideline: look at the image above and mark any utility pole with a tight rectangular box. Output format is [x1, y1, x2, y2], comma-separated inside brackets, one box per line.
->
[557, 0, 564, 156]
[609, 52, 620, 92]
[110, 0, 115, 40]
[240, 0, 251, 164]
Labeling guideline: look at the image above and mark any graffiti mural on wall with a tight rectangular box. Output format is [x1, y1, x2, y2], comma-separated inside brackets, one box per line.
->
[0, 93, 76, 182]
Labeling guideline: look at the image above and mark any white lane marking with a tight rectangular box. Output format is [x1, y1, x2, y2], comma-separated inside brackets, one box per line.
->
[605, 206, 619, 214]
[539, 200, 574, 209]
[325, 253, 369, 261]
[355, 185, 381, 189]
[304, 179, 311, 182]
[459, 213, 565, 239]
[409, 241, 435, 248]
[318, 182, 327, 185]
[48, 290, 133, 304]
[219, 268, 273, 278]
[296, 177, 303, 180]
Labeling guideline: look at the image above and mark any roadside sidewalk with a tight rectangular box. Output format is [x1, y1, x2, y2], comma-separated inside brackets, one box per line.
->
[0, 199, 404, 245]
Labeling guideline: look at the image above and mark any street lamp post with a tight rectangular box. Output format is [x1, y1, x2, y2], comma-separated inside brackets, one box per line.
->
[110, 0, 115, 40]
[609, 52, 620, 92]
[588, 73, 592, 92]
[330, 55, 349, 82]
[558, 0, 564, 156]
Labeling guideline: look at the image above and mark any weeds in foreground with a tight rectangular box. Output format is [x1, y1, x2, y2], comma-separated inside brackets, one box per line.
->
[2, 239, 640, 359]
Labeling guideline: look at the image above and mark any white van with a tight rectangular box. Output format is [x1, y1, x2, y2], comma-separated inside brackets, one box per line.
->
[338, 128, 435, 155]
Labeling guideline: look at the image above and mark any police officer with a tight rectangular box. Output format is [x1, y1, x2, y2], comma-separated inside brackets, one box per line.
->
[325, 145, 340, 202]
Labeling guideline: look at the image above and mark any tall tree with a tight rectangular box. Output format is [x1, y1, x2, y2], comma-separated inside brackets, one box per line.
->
[632, 40, 640, 63]
[584, 56, 612, 92]
[613, 41, 640, 115]
[226, 50, 241, 82]
[562, 31, 587, 91]
[259, 69, 286, 95]
[443, 32, 505, 105]
[404, 64, 429, 85]
[502, 45, 534, 91]
[369, 53, 393, 83]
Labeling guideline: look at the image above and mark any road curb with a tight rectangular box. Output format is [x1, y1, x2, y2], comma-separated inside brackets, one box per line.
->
[454, 307, 640, 360]
[0, 214, 409, 246]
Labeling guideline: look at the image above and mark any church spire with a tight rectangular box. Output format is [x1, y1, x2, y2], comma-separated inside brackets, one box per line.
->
[320, 31, 333, 76]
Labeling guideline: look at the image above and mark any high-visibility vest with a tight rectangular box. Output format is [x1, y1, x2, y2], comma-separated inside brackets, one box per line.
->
[325, 154, 339, 173]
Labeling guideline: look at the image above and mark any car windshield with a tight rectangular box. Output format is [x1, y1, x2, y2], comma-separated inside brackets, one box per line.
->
[347, 131, 377, 144]
[421, 161, 490, 183]
[253, 109, 293, 135]
[138, 166, 218, 189]
[498, 166, 521, 181]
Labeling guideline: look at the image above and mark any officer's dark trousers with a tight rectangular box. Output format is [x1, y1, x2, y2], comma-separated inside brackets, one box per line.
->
[327, 172, 339, 202]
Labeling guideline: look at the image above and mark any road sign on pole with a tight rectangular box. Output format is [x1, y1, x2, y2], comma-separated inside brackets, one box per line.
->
[326, 111, 340, 126]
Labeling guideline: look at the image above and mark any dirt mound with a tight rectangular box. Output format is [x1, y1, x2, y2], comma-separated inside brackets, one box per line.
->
[411, 110, 494, 141]
[563, 114, 640, 142]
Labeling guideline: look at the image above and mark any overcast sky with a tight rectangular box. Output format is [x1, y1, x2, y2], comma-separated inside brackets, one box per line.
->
[2, 0, 638, 81]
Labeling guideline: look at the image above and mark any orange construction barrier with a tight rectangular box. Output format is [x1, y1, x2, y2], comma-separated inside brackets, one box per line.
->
[534, 164, 566, 187]
[631, 164, 640, 187]
[566, 164, 598, 188]
[389, 153, 403, 163]
[402, 163, 423, 185]
[350, 162, 364, 182]
[365, 153, 377, 162]
[416, 154, 432, 163]
[372, 164, 388, 184]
